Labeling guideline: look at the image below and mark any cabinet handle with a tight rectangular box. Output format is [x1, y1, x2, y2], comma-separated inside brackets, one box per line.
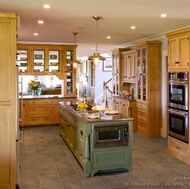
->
[175, 61, 180, 64]
[176, 146, 180, 149]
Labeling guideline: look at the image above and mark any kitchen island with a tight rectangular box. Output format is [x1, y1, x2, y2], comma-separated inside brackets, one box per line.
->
[59, 102, 133, 177]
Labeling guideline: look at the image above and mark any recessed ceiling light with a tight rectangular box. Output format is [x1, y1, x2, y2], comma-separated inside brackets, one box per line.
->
[38, 20, 44, 24]
[131, 26, 136, 29]
[91, 47, 94, 50]
[161, 13, 167, 18]
[43, 4, 50, 9]
[107, 36, 111, 39]
[34, 33, 38, 36]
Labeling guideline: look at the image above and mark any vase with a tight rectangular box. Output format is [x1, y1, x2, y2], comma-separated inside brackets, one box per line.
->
[32, 90, 36, 96]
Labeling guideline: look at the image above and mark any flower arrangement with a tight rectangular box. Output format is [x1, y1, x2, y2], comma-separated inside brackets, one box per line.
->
[78, 102, 88, 112]
[125, 89, 133, 98]
[28, 80, 40, 90]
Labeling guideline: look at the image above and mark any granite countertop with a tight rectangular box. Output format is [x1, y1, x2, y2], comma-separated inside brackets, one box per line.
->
[20, 95, 76, 99]
[59, 102, 133, 123]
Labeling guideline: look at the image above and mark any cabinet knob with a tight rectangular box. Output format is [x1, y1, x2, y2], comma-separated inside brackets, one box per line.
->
[175, 61, 180, 64]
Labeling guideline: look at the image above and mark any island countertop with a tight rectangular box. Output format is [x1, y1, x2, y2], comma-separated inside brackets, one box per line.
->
[59, 101, 133, 123]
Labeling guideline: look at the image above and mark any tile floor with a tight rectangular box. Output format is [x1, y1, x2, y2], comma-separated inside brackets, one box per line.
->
[19, 126, 190, 189]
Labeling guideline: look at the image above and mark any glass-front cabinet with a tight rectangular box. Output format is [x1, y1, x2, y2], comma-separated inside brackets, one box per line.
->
[136, 48, 147, 101]
[17, 44, 77, 97]
[135, 41, 161, 137]
[17, 46, 30, 74]
[17, 44, 63, 75]
[63, 46, 76, 97]
[112, 48, 130, 96]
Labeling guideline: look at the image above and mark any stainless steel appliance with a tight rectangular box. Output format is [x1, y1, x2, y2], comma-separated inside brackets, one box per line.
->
[93, 123, 129, 148]
[167, 72, 188, 111]
[168, 108, 189, 143]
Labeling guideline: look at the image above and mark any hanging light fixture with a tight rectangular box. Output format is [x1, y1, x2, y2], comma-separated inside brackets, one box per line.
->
[88, 16, 106, 66]
[70, 32, 82, 68]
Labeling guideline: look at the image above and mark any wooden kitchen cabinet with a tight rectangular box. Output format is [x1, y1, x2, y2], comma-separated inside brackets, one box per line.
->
[21, 97, 76, 126]
[112, 48, 131, 96]
[27, 99, 52, 125]
[63, 45, 77, 97]
[168, 136, 190, 165]
[135, 41, 161, 137]
[17, 44, 64, 75]
[17, 44, 77, 97]
[121, 50, 136, 84]
[166, 27, 190, 72]
[112, 97, 137, 131]
[0, 12, 18, 189]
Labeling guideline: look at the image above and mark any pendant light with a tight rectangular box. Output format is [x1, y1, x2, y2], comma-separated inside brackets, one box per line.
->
[88, 16, 106, 66]
[70, 32, 82, 68]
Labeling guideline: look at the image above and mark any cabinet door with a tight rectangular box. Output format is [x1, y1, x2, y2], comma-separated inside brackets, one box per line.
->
[0, 12, 17, 189]
[112, 52, 120, 95]
[48, 49, 62, 73]
[17, 46, 31, 74]
[52, 105, 60, 123]
[63, 47, 77, 97]
[168, 34, 189, 70]
[178, 34, 189, 68]
[136, 48, 147, 101]
[32, 48, 45, 73]
[130, 52, 136, 83]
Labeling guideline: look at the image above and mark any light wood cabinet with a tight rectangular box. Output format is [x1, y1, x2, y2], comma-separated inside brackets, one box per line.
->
[112, 48, 130, 96]
[17, 44, 64, 75]
[112, 97, 137, 132]
[63, 45, 77, 97]
[166, 27, 190, 72]
[168, 136, 190, 165]
[17, 44, 77, 97]
[21, 97, 76, 126]
[0, 12, 18, 189]
[121, 50, 136, 84]
[135, 41, 161, 137]
[27, 99, 52, 125]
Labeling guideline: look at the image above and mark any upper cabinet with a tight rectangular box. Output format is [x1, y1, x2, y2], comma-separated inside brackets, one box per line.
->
[121, 50, 136, 84]
[112, 48, 130, 96]
[17, 44, 65, 76]
[17, 44, 77, 97]
[135, 41, 162, 137]
[166, 27, 190, 72]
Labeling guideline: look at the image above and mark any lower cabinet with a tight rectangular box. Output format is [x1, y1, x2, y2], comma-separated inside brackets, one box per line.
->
[168, 136, 190, 165]
[112, 97, 137, 131]
[20, 97, 76, 126]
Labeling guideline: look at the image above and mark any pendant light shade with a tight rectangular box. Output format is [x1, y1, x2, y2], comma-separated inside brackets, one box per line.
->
[88, 16, 105, 66]
[70, 32, 82, 68]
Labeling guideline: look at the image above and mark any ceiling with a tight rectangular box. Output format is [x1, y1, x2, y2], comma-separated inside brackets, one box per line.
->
[1, 0, 190, 59]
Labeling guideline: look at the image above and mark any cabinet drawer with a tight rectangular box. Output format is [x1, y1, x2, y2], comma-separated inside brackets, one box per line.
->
[28, 106, 51, 115]
[28, 99, 51, 105]
[28, 116, 51, 124]
[137, 102, 147, 110]
[137, 110, 147, 122]
[169, 137, 189, 154]
[137, 121, 147, 131]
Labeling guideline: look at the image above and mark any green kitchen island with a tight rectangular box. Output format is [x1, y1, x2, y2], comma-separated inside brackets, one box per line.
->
[59, 102, 133, 177]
